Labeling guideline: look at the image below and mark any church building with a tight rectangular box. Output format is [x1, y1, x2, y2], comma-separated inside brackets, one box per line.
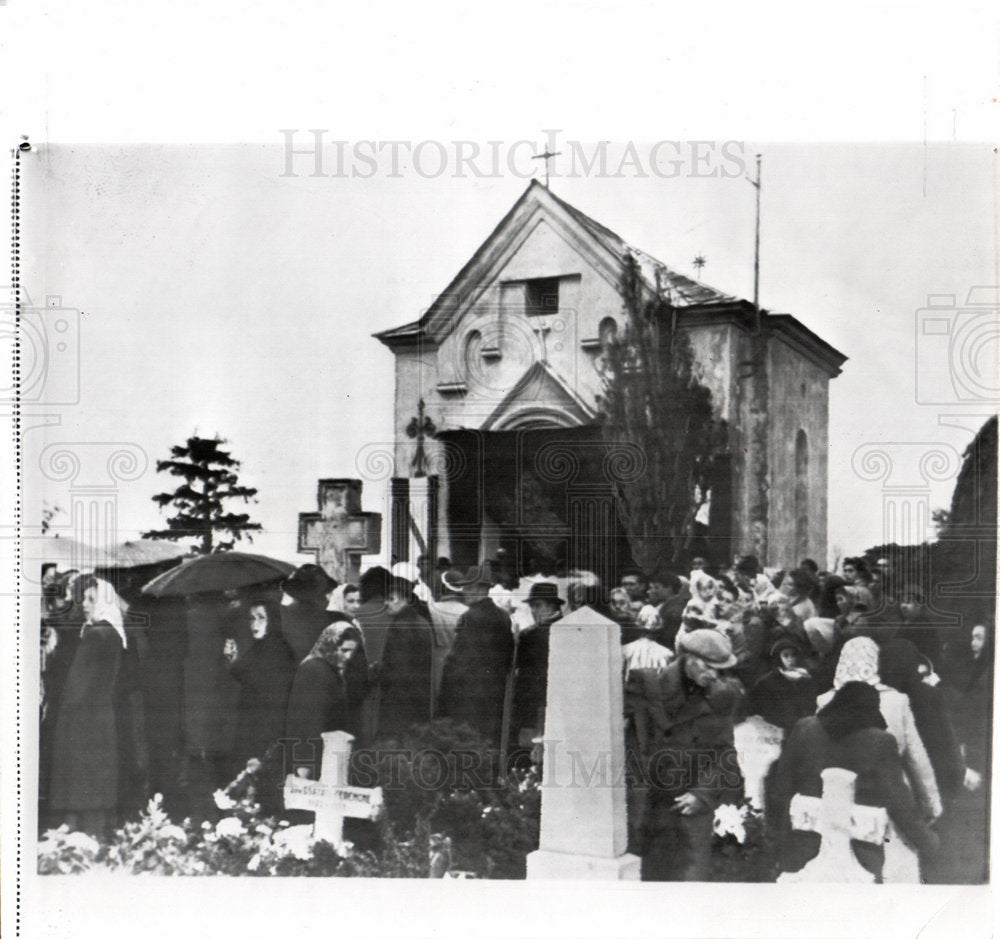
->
[375, 181, 846, 577]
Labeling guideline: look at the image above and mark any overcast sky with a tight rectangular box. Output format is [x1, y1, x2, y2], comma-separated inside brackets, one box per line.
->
[9, 2, 999, 573]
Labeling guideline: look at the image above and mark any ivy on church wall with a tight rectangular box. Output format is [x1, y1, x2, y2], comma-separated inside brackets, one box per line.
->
[597, 253, 730, 573]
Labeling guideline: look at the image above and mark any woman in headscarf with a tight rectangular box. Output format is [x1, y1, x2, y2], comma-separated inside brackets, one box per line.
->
[816, 636, 942, 881]
[224, 597, 296, 774]
[48, 577, 127, 838]
[766, 681, 940, 881]
[284, 618, 368, 778]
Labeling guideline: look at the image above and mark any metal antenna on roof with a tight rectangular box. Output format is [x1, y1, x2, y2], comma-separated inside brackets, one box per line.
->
[747, 153, 762, 329]
[532, 145, 562, 188]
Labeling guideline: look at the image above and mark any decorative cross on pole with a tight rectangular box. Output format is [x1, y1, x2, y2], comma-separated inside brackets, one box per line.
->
[532, 147, 562, 187]
[284, 730, 384, 853]
[778, 767, 889, 884]
[405, 398, 436, 478]
[693, 255, 707, 277]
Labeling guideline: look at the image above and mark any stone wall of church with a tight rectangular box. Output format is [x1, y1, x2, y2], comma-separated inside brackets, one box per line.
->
[765, 336, 831, 567]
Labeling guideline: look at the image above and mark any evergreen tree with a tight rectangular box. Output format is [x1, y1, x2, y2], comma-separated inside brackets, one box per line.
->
[142, 435, 262, 554]
[598, 253, 729, 572]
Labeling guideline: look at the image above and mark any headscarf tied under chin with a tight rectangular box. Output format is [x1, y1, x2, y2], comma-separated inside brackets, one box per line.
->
[832, 636, 880, 689]
[85, 577, 127, 648]
[304, 617, 363, 668]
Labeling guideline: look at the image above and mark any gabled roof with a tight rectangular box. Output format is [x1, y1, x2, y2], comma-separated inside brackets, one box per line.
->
[373, 181, 847, 378]
[374, 180, 738, 349]
[480, 359, 598, 431]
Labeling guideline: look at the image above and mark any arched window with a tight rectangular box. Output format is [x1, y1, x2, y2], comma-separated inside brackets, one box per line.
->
[794, 429, 809, 558]
[598, 316, 618, 348]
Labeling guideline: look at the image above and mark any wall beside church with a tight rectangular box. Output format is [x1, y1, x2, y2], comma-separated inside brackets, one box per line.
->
[766, 335, 831, 567]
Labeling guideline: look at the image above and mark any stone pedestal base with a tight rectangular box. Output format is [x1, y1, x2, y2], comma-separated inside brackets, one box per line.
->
[526, 849, 641, 880]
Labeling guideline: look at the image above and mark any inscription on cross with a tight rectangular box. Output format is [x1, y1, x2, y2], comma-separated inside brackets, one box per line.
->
[284, 730, 384, 852]
[778, 766, 889, 883]
[297, 478, 381, 584]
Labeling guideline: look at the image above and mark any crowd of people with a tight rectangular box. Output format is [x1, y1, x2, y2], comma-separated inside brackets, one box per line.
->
[37, 549, 993, 885]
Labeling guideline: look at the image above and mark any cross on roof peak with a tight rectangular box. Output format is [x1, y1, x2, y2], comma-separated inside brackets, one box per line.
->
[531, 146, 562, 188]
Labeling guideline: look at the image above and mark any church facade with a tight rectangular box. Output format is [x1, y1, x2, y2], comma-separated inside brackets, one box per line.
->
[375, 181, 846, 574]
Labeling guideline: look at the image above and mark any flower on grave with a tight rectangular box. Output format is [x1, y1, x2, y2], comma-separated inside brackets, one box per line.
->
[160, 825, 188, 842]
[273, 824, 314, 861]
[712, 803, 747, 844]
[215, 817, 246, 839]
[213, 789, 237, 811]
[63, 831, 101, 853]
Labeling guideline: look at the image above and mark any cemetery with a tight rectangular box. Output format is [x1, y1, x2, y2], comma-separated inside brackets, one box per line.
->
[35, 182, 995, 885]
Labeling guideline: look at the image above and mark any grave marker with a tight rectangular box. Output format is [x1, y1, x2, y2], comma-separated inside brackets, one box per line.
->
[297, 479, 381, 583]
[526, 605, 640, 880]
[778, 766, 888, 883]
[284, 730, 383, 851]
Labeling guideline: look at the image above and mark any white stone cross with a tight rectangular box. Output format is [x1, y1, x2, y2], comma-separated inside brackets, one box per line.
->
[778, 766, 889, 884]
[284, 730, 384, 851]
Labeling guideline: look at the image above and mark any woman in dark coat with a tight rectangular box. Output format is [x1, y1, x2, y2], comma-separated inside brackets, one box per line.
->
[766, 681, 940, 882]
[224, 598, 295, 774]
[436, 570, 515, 747]
[879, 639, 966, 799]
[49, 578, 126, 838]
[284, 620, 367, 778]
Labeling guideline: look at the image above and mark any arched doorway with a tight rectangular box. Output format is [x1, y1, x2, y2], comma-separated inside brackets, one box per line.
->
[437, 422, 635, 583]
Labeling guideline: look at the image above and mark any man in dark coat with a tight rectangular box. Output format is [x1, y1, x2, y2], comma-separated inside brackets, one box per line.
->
[436, 566, 514, 747]
[511, 582, 564, 747]
[280, 564, 339, 662]
[625, 629, 743, 881]
[375, 575, 435, 737]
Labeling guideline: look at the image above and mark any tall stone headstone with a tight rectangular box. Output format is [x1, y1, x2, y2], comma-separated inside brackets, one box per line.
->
[298, 478, 381, 583]
[526, 605, 640, 879]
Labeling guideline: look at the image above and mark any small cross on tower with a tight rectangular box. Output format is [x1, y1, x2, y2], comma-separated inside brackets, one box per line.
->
[532, 146, 562, 188]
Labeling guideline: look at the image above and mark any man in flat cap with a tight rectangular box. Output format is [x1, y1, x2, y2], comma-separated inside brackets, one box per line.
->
[625, 629, 744, 881]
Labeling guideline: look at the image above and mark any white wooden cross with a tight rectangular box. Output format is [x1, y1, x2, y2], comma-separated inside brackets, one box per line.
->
[284, 730, 384, 852]
[778, 766, 889, 884]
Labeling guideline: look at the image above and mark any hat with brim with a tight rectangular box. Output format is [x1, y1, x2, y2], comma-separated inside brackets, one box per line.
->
[527, 582, 564, 606]
[390, 561, 421, 585]
[440, 565, 491, 594]
[678, 628, 737, 669]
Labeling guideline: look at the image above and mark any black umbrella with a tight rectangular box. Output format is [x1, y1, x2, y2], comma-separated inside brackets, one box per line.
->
[140, 551, 297, 598]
